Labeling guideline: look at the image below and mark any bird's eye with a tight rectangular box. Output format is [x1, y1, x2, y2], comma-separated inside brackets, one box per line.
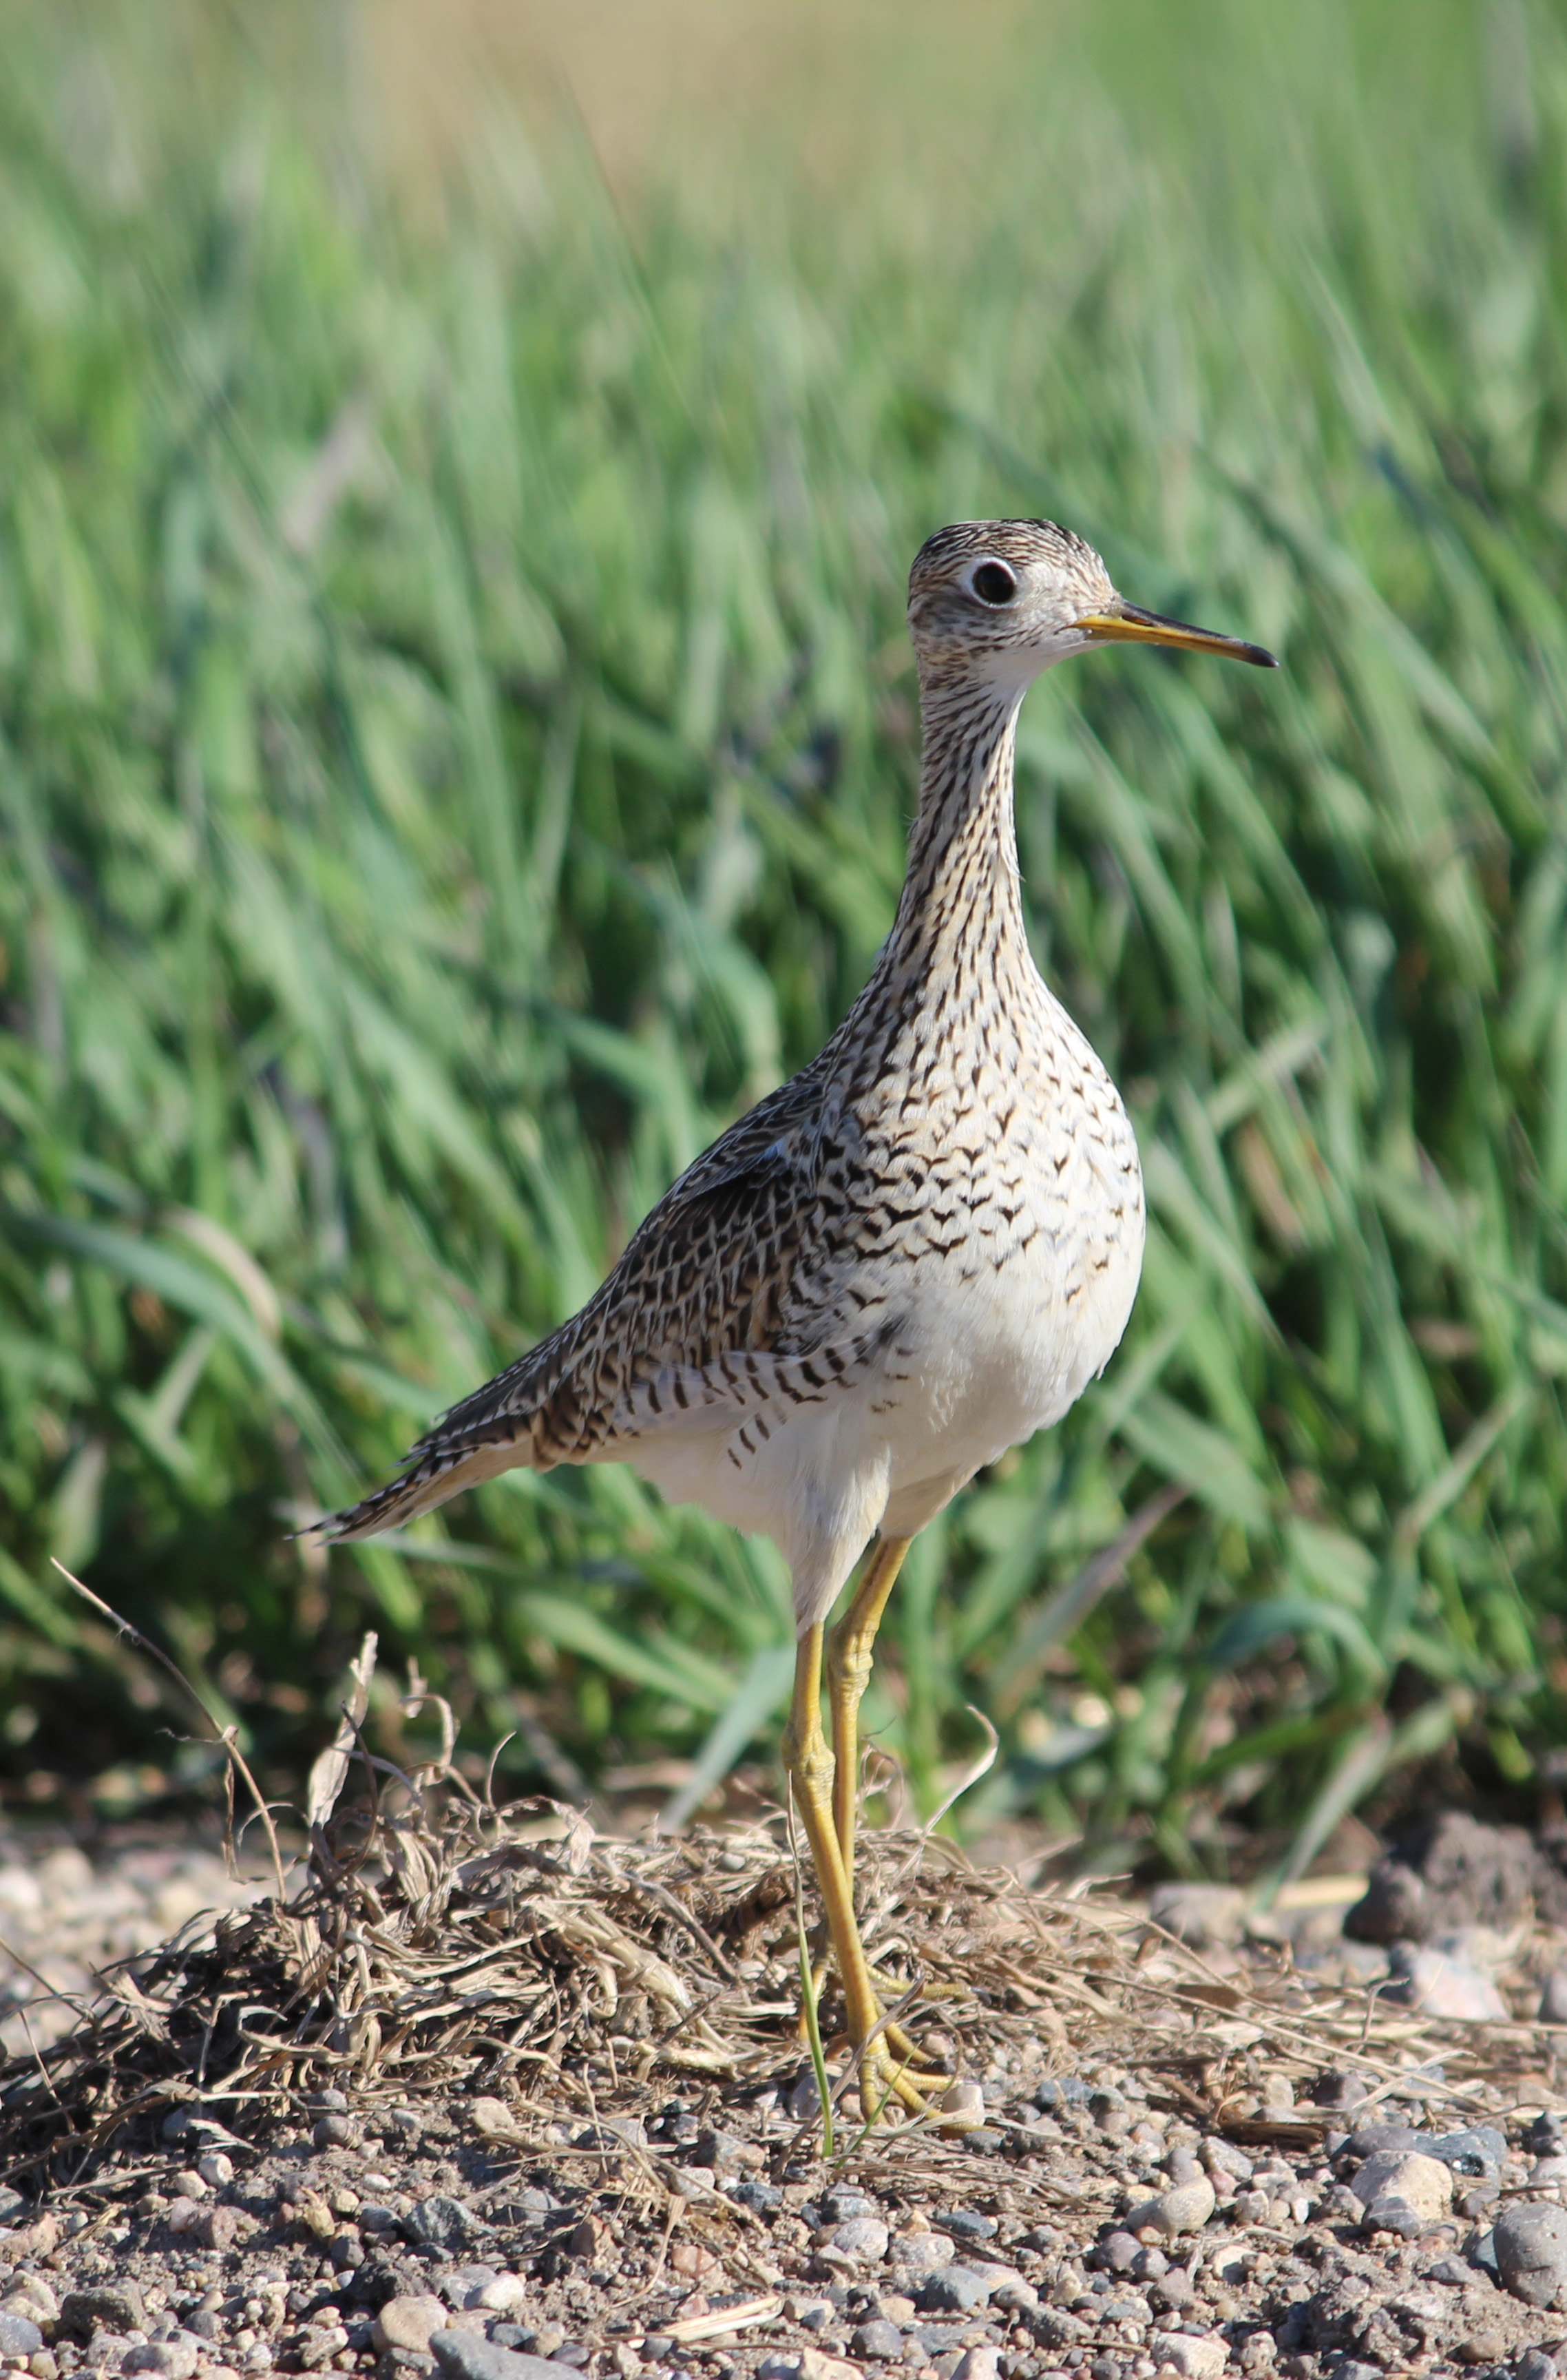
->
[970, 560, 1018, 607]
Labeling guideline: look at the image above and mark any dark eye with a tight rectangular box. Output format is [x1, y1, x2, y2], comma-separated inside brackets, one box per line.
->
[971, 560, 1017, 607]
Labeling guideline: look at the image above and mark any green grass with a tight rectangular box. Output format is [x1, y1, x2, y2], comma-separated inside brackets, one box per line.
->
[3, 0, 1567, 1872]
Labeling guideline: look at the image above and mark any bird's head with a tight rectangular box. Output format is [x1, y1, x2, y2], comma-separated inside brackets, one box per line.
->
[907, 517, 1277, 690]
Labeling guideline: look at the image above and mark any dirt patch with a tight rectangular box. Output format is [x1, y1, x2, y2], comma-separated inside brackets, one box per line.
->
[6, 1677, 1567, 2380]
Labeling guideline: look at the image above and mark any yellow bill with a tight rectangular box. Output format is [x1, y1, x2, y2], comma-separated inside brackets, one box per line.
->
[1078, 600, 1279, 669]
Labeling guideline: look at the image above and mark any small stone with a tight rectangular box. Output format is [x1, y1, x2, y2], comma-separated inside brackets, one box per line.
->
[850, 2321, 905, 2361]
[1541, 1972, 1567, 2024]
[1154, 2337, 1227, 2380]
[735, 2180, 784, 2214]
[1100, 2232, 1141, 2273]
[938, 2209, 998, 2242]
[1150, 2274, 1195, 2314]
[5, 2281, 57, 2324]
[61, 2290, 147, 2341]
[375, 2302, 451, 2356]
[1386, 1946, 1507, 2022]
[122, 2341, 201, 2379]
[408, 2198, 477, 2251]
[1427, 2126, 1508, 2178]
[430, 2338, 580, 2380]
[1340, 2123, 1424, 2158]
[1201, 2139, 1252, 2182]
[1348, 2151, 1453, 2232]
[914, 2268, 989, 2315]
[1517, 2350, 1562, 2380]
[1032, 2076, 1092, 2111]
[887, 2235, 955, 2280]
[0, 2316, 44, 2358]
[1148, 1883, 1246, 1949]
[951, 2353, 1000, 2380]
[379, 2357, 434, 2380]
[198, 2153, 235, 2188]
[474, 2280, 528, 2315]
[828, 2220, 890, 2264]
[937, 2083, 985, 2132]
[1124, 2180, 1216, 2238]
[313, 2114, 355, 2151]
[788, 2071, 823, 2122]
[1493, 2201, 1567, 2308]
[988, 2278, 1038, 2317]
[822, 2190, 879, 2223]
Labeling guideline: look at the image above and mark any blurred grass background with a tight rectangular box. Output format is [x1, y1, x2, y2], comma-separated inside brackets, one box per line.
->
[2, 0, 1566, 1875]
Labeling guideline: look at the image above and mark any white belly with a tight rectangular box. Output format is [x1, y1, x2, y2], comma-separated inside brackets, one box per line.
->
[620, 1164, 1144, 1629]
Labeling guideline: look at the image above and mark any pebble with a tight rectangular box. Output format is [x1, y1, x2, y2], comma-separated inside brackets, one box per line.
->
[61, 2288, 147, 2339]
[950, 2352, 1000, 2380]
[1340, 2124, 1424, 2159]
[822, 2190, 879, 2223]
[937, 2082, 985, 2130]
[474, 2279, 529, 2315]
[1124, 2179, 1216, 2238]
[760, 2355, 859, 2380]
[850, 2321, 905, 2361]
[1493, 2201, 1567, 2308]
[1385, 1945, 1507, 2021]
[1427, 2125, 1508, 2178]
[198, 2152, 234, 2187]
[1541, 1971, 1567, 2023]
[407, 2197, 479, 2250]
[0, 2314, 43, 2357]
[887, 2235, 955, 2279]
[734, 2180, 784, 2214]
[1154, 2336, 1228, 2380]
[1518, 2351, 1565, 2380]
[122, 2340, 201, 2379]
[937, 2209, 998, 2241]
[914, 2267, 991, 2313]
[788, 2071, 823, 2122]
[1032, 2076, 1092, 2110]
[430, 2338, 580, 2380]
[1348, 2149, 1453, 2235]
[374, 2300, 450, 2355]
[828, 2219, 890, 2264]
[1100, 2231, 1140, 2273]
[312, 2114, 355, 2150]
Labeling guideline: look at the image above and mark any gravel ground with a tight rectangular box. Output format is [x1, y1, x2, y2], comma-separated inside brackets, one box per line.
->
[5, 1811, 1567, 2380]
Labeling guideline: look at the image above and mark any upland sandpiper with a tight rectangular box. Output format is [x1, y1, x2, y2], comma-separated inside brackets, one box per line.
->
[322, 519, 1276, 2111]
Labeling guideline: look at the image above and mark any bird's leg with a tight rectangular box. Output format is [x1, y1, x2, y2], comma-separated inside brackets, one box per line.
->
[823, 1534, 935, 2069]
[827, 1533, 912, 1883]
[781, 1622, 926, 2117]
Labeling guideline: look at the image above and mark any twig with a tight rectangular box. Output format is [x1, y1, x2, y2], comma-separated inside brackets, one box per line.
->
[51, 1561, 288, 1901]
[604, 1863, 739, 1984]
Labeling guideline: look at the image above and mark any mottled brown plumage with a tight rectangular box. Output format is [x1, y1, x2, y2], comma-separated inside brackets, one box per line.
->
[323, 520, 1270, 1609]
[319, 518, 1275, 2111]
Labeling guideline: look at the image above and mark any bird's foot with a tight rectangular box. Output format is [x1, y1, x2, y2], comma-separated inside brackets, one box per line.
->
[854, 2033, 934, 2120]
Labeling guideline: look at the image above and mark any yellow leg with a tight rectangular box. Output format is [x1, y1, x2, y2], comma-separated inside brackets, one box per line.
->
[781, 1622, 925, 2117]
[827, 1534, 912, 1880]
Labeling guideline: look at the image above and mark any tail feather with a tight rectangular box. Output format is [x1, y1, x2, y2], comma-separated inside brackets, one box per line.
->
[315, 1435, 540, 1541]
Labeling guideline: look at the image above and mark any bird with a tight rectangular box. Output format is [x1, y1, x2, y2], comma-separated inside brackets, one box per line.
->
[319, 518, 1276, 2112]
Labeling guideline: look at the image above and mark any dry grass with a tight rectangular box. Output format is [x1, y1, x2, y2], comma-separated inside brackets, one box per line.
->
[4, 1653, 1565, 2211]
